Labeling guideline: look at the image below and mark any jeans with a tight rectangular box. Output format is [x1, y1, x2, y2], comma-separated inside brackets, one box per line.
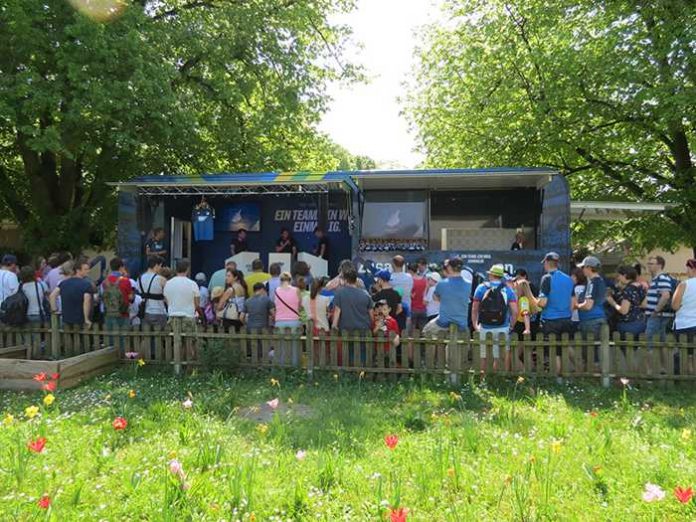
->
[275, 320, 302, 366]
[478, 326, 509, 358]
[645, 314, 672, 346]
[105, 316, 129, 351]
[617, 319, 646, 337]
[579, 318, 607, 339]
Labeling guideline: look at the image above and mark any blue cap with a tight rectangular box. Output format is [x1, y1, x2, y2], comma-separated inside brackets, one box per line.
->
[375, 269, 391, 282]
[1, 254, 17, 266]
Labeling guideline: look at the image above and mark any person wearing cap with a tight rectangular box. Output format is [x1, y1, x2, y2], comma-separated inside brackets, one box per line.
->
[0, 254, 19, 308]
[534, 252, 574, 336]
[194, 272, 210, 311]
[671, 259, 696, 346]
[372, 269, 402, 322]
[471, 264, 518, 371]
[576, 256, 608, 339]
[422, 257, 473, 336]
[424, 271, 442, 322]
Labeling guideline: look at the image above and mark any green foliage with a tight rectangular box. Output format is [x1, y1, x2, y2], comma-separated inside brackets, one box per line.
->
[406, 0, 696, 252]
[0, 0, 360, 254]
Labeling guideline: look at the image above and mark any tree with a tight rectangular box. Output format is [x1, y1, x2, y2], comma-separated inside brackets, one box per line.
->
[406, 0, 696, 254]
[0, 0, 358, 254]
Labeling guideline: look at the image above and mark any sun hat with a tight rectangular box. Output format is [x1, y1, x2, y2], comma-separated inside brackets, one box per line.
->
[487, 264, 506, 278]
[210, 286, 225, 300]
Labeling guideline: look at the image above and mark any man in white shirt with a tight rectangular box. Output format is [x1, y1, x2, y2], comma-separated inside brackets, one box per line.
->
[163, 260, 200, 327]
[0, 254, 19, 307]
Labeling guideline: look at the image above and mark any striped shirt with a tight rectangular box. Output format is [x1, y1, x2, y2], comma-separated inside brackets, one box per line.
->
[645, 273, 673, 316]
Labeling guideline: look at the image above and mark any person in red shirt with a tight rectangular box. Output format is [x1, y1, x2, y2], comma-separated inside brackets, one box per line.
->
[372, 299, 401, 364]
[408, 263, 428, 331]
[101, 257, 134, 328]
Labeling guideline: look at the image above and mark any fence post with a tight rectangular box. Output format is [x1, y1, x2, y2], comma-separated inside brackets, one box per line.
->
[306, 320, 314, 381]
[172, 318, 182, 376]
[448, 325, 460, 386]
[600, 323, 610, 388]
[50, 313, 60, 360]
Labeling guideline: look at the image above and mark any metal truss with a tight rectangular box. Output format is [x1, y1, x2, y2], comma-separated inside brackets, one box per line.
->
[136, 183, 340, 196]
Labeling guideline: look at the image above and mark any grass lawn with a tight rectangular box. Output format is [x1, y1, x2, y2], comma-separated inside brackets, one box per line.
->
[1, 366, 695, 521]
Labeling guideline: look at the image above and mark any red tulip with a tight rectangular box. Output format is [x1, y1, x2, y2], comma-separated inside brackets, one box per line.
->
[589, 411, 598, 418]
[384, 434, 399, 450]
[50, 373, 60, 380]
[674, 486, 694, 504]
[112, 417, 128, 431]
[389, 507, 408, 522]
[27, 437, 47, 453]
[42, 381, 57, 392]
[37, 495, 51, 509]
[33, 372, 47, 382]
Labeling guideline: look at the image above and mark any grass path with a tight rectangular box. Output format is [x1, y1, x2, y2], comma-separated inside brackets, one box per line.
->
[1, 368, 695, 520]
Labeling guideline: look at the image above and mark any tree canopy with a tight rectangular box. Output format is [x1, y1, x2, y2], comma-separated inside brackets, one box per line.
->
[406, 0, 696, 254]
[0, 0, 359, 254]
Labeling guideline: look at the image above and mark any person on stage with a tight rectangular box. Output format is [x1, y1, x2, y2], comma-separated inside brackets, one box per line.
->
[275, 227, 297, 256]
[230, 229, 248, 256]
[313, 226, 330, 260]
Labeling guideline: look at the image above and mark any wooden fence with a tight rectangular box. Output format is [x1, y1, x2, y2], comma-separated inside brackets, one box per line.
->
[0, 317, 695, 386]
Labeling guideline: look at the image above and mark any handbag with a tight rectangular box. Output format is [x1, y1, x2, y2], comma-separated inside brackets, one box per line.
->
[217, 297, 240, 321]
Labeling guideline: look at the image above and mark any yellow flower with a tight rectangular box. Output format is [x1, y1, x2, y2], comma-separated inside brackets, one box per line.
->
[550, 440, 562, 454]
[516, 376, 525, 384]
[257, 423, 268, 435]
[287, 398, 294, 404]
[128, 389, 136, 399]
[359, 371, 365, 379]
[592, 465, 602, 474]
[449, 392, 462, 401]
[25, 405, 40, 419]
[2, 413, 14, 426]
[270, 378, 279, 387]
[43, 394, 55, 407]
[528, 455, 536, 464]
[504, 474, 513, 486]
[682, 429, 692, 441]
[137, 358, 146, 367]
[249, 514, 256, 522]
[168, 450, 177, 459]
[447, 467, 455, 478]
[333, 374, 339, 381]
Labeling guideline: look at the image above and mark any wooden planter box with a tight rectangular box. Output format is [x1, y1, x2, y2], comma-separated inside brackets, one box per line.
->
[0, 347, 118, 391]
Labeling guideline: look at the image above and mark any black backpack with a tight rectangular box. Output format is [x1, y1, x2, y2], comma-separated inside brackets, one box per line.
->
[0, 283, 29, 326]
[479, 283, 507, 326]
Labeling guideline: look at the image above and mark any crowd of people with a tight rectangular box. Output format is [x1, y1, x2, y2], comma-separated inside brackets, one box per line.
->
[1, 250, 695, 368]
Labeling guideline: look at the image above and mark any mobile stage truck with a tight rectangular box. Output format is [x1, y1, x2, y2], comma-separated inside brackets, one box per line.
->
[114, 168, 570, 283]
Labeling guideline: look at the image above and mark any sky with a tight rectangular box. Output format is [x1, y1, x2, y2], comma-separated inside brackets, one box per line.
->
[318, 0, 443, 169]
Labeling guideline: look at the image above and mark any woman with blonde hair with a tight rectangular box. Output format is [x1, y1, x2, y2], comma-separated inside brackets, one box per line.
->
[273, 271, 303, 366]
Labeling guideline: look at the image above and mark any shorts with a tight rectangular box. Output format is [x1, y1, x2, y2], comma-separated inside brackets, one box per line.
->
[479, 326, 510, 358]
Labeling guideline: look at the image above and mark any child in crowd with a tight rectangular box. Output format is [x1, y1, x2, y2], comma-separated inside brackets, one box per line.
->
[424, 272, 441, 322]
[242, 282, 275, 331]
[129, 278, 142, 327]
[372, 299, 401, 361]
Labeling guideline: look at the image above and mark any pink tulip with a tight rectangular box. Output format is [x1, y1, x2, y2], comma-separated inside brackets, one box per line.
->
[295, 450, 306, 460]
[620, 377, 629, 386]
[266, 398, 279, 410]
[169, 459, 185, 479]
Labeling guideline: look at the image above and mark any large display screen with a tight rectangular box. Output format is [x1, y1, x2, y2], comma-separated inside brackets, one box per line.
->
[362, 201, 426, 238]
